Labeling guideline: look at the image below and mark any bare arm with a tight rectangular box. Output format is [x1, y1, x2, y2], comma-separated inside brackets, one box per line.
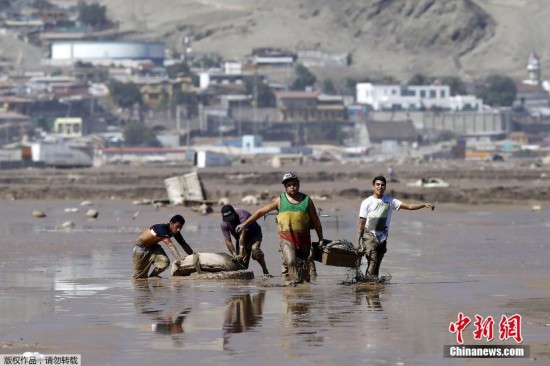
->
[173, 232, 194, 255]
[236, 197, 280, 233]
[224, 238, 237, 257]
[308, 198, 323, 243]
[162, 238, 184, 261]
[356, 217, 366, 250]
[400, 202, 435, 211]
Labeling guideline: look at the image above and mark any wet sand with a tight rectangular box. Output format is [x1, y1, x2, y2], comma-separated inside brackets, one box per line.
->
[1, 196, 548, 365]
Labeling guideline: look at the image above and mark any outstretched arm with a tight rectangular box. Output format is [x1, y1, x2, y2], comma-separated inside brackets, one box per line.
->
[162, 238, 185, 261]
[236, 197, 280, 233]
[400, 202, 435, 211]
[173, 232, 194, 255]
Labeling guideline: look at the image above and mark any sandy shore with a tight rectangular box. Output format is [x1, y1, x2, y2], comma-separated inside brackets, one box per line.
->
[1, 158, 550, 208]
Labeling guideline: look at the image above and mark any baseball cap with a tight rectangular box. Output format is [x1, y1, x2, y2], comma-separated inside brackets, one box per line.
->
[281, 172, 299, 184]
[221, 204, 237, 222]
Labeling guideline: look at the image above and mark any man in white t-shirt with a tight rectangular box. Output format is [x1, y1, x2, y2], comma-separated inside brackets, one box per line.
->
[356, 175, 434, 280]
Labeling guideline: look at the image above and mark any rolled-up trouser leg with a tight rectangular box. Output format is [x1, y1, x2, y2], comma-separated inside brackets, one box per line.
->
[133, 244, 153, 279]
[280, 239, 298, 283]
[363, 233, 380, 278]
[148, 244, 170, 277]
[309, 259, 317, 278]
[374, 241, 387, 277]
[251, 240, 270, 274]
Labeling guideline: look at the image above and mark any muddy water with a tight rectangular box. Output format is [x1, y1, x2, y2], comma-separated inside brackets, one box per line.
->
[1, 199, 548, 365]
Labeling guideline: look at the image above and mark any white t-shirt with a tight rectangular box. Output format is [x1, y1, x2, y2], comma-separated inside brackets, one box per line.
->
[358, 195, 402, 242]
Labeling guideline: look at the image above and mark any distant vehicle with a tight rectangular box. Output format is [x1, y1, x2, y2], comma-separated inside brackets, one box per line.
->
[407, 177, 450, 188]
[31, 143, 92, 168]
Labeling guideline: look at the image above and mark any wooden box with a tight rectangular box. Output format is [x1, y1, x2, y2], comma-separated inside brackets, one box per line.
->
[314, 247, 362, 268]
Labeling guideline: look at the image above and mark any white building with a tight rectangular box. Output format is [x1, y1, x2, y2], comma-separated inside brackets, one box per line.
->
[49, 41, 165, 66]
[356, 83, 483, 112]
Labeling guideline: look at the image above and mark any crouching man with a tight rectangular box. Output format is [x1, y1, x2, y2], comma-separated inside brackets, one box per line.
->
[220, 205, 271, 277]
[132, 215, 195, 279]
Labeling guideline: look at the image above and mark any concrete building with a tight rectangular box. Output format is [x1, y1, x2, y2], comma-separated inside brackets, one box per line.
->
[356, 83, 483, 112]
[49, 41, 165, 66]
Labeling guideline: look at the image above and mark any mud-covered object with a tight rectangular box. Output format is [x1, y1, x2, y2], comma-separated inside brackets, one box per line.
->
[171, 253, 246, 276]
[313, 239, 363, 268]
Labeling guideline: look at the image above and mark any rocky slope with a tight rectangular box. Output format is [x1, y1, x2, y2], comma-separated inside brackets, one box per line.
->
[96, 0, 548, 81]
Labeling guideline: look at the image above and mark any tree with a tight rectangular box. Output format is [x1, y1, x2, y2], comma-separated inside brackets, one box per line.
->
[291, 64, 316, 91]
[408, 73, 431, 85]
[123, 122, 161, 147]
[475, 74, 517, 107]
[166, 62, 190, 79]
[109, 80, 142, 109]
[322, 79, 337, 95]
[440, 76, 466, 96]
[78, 1, 108, 29]
[173, 90, 199, 118]
[245, 77, 275, 107]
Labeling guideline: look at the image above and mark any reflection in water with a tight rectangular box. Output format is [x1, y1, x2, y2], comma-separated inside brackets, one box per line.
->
[283, 288, 325, 346]
[223, 291, 265, 347]
[133, 281, 192, 338]
[355, 284, 384, 311]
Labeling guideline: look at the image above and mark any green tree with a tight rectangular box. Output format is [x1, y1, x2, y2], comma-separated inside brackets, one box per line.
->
[408, 73, 432, 85]
[440, 76, 466, 96]
[166, 62, 190, 79]
[123, 122, 161, 147]
[109, 80, 142, 109]
[78, 1, 108, 29]
[340, 77, 358, 95]
[173, 90, 199, 118]
[291, 64, 316, 91]
[322, 79, 337, 95]
[245, 77, 275, 107]
[475, 74, 517, 107]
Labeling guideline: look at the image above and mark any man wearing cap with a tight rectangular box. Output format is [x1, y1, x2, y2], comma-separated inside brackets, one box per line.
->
[220, 205, 271, 276]
[236, 172, 324, 285]
[132, 214, 195, 279]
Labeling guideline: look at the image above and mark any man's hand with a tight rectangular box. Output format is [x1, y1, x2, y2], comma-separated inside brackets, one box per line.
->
[236, 223, 246, 233]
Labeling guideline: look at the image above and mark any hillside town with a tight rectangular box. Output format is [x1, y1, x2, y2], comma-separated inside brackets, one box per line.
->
[1, 0, 550, 169]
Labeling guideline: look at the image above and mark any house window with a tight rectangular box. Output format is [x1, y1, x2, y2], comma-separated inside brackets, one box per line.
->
[430, 90, 436, 98]
[420, 90, 426, 98]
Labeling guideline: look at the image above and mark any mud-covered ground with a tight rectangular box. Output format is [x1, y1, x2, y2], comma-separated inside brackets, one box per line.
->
[1, 158, 550, 206]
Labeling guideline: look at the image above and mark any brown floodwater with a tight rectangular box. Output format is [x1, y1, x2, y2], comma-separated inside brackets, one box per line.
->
[0, 199, 548, 365]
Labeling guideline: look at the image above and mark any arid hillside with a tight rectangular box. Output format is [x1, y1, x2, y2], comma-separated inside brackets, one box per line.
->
[93, 0, 550, 82]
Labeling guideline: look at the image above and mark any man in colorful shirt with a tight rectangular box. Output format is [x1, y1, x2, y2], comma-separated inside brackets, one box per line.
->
[357, 175, 434, 280]
[220, 204, 271, 277]
[236, 172, 324, 285]
[132, 214, 194, 279]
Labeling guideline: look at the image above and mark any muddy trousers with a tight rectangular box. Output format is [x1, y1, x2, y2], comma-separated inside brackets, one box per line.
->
[132, 243, 170, 279]
[239, 238, 269, 274]
[364, 239, 387, 278]
[280, 239, 312, 284]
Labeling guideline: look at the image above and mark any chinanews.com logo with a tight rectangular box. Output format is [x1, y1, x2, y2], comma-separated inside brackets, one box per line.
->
[444, 312, 530, 358]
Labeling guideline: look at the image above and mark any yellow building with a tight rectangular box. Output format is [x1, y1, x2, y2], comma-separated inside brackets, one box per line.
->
[53, 117, 83, 138]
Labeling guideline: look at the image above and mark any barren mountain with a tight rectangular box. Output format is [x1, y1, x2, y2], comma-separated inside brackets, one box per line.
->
[94, 0, 549, 82]
[6, 0, 550, 83]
